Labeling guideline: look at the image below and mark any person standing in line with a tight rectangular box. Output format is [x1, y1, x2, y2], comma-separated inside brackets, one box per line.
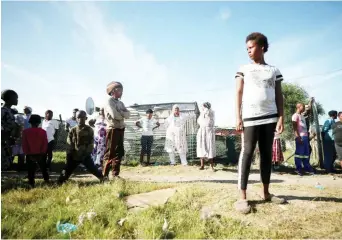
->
[234, 32, 286, 214]
[11, 109, 25, 171]
[332, 112, 342, 170]
[58, 111, 104, 184]
[308, 124, 319, 167]
[14, 106, 33, 171]
[136, 109, 160, 166]
[302, 98, 314, 159]
[92, 108, 107, 170]
[322, 110, 338, 173]
[1, 90, 19, 171]
[292, 103, 315, 176]
[103, 81, 131, 179]
[23, 106, 32, 130]
[164, 105, 189, 166]
[196, 102, 216, 171]
[65, 108, 79, 133]
[41, 110, 59, 171]
[22, 114, 49, 187]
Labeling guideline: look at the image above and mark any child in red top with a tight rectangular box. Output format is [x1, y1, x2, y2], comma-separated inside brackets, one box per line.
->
[22, 114, 49, 187]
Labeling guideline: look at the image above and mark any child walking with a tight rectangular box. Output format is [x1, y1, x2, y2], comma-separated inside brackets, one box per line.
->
[22, 115, 49, 187]
[58, 110, 104, 184]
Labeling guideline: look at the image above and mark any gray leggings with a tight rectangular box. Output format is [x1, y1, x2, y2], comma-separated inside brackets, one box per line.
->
[238, 123, 276, 190]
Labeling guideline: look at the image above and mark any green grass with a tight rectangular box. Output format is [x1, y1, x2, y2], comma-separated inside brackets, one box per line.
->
[2, 178, 342, 239]
[4, 151, 342, 239]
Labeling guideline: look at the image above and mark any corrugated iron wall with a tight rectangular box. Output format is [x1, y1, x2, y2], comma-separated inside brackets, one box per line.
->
[123, 102, 200, 163]
[51, 102, 242, 164]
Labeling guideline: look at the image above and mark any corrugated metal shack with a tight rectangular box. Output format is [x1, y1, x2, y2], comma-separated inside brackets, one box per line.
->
[123, 102, 200, 162]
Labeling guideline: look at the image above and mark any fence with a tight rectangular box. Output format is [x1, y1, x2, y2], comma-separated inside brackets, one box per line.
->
[53, 102, 243, 165]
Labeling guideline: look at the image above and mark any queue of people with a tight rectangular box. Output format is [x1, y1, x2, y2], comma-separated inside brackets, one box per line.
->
[1, 32, 341, 215]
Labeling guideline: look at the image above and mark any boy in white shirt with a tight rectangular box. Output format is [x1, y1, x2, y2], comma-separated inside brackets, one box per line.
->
[42, 110, 59, 171]
[136, 109, 160, 166]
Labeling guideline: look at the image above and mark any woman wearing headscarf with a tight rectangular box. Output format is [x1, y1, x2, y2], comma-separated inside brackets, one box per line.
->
[92, 108, 107, 169]
[197, 102, 216, 171]
[164, 105, 188, 165]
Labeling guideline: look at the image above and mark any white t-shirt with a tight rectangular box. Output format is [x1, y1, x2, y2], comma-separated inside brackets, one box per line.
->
[42, 119, 59, 142]
[236, 63, 283, 127]
[138, 117, 157, 136]
[66, 118, 78, 129]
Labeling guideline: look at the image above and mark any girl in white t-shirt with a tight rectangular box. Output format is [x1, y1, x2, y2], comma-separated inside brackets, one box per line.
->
[235, 32, 286, 214]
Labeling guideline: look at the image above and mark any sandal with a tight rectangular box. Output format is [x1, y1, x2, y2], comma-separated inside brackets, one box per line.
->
[263, 194, 286, 204]
[234, 200, 251, 214]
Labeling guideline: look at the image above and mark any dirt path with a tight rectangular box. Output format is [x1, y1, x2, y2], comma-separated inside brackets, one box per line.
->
[118, 165, 342, 189]
[4, 165, 341, 189]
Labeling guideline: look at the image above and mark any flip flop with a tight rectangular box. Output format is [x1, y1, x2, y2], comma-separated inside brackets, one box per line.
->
[234, 200, 251, 214]
[263, 194, 286, 204]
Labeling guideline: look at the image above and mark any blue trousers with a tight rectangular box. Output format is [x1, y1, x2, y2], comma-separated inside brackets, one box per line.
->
[323, 140, 335, 173]
[294, 136, 313, 173]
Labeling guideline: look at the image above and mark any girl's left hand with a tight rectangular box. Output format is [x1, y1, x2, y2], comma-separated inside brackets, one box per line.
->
[276, 117, 284, 134]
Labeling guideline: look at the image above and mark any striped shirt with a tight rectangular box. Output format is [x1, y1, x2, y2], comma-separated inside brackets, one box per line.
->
[236, 64, 283, 127]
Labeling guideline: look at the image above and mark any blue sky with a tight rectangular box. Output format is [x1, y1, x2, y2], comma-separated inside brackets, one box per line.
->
[1, 1, 342, 126]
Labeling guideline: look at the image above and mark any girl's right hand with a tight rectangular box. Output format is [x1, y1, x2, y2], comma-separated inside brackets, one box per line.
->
[236, 118, 243, 132]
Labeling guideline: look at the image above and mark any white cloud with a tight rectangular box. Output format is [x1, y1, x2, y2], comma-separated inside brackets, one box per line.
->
[218, 8, 231, 21]
[2, 3, 341, 127]
[265, 27, 342, 123]
[69, 2, 170, 101]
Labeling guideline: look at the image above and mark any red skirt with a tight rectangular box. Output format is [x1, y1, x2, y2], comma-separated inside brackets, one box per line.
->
[272, 138, 284, 163]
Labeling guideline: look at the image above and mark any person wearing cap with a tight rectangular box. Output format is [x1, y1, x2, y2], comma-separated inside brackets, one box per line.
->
[165, 104, 189, 166]
[197, 102, 216, 171]
[136, 109, 160, 166]
[65, 108, 79, 133]
[22, 114, 49, 187]
[103, 81, 131, 179]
